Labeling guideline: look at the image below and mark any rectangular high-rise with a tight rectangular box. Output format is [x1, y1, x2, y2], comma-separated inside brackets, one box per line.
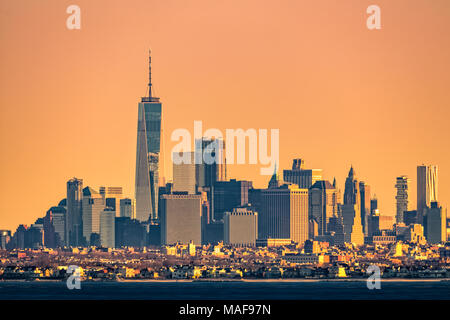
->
[173, 151, 197, 194]
[309, 180, 338, 236]
[135, 52, 162, 222]
[417, 165, 438, 224]
[195, 137, 227, 188]
[258, 184, 309, 244]
[426, 201, 446, 244]
[224, 206, 258, 246]
[359, 181, 370, 235]
[66, 177, 83, 246]
[160, 194, 204, 245]
[120, 198, 135, 219]
[395, 176, 410, 224]
[100, 208, 115, 248]
[213, 179, 253, 221]
[82, 187, 105, 245]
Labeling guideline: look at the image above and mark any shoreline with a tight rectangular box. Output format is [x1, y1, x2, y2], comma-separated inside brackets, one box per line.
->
[2, 278, 449, 283]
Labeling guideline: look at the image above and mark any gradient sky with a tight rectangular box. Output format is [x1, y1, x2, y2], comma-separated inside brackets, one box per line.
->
[1, 0, 449, 231]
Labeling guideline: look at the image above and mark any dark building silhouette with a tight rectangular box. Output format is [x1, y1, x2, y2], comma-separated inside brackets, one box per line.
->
[66, 177, 83, 246]
[115, 217, 147, 247]
[213, 179, 252, 221]
[283, 158, 322, 189]
[404, 210, 418, 226]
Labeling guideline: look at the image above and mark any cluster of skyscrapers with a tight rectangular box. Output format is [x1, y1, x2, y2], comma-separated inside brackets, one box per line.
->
[1, 54, 448, 250]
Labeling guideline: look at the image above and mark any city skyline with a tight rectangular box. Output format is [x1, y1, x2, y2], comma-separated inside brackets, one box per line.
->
[2, 0, 450, 231]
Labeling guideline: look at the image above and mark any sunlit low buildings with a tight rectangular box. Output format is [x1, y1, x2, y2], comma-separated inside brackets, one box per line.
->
[224, 206, 258, 246]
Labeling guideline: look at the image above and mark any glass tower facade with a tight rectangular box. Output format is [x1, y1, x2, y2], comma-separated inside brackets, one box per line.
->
[135, 52, 162, 222]
[135, 97, 162, 222]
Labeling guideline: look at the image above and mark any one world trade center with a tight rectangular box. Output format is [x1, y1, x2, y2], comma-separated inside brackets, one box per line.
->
[135, 51, 162, 222]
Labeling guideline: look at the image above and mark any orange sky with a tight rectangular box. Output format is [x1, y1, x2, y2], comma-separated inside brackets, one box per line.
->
[1, 0, 450, 231]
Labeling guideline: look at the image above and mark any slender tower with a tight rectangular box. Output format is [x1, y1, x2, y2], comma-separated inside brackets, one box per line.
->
[135, 51, 162, 222]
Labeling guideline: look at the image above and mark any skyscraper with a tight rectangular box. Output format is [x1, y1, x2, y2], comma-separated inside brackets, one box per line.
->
[173, 151, 197, 194]
[395, 176, 410, 224]
[195, 137, 227, 188]
[119, 198, 135, 219]
[99, 186, 123, 217]
[359, 181, 370, 235]
[283, 158, 322, 189]
[417, 164, 438, 224]
[160, 193, 204, 245]
[224, 206, 258, 246]
[100, 208, 115, 248]
[82, 187, 105, 246]
[342, 166, 364, 245]
[43, 206, 66, 248]
[66, 177, 83, 246]
[309, 180, 338, 236]
[213, 179, 253, 221]
[426, 201, 446, 244]
[135, 51, 162, 222]
[258, 184, 309, 244]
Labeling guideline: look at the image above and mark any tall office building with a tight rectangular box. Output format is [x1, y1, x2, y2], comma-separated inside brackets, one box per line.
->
[344, 166, 359, 205]
[283, 158, 322, 189]
[195, 137, 227, 188]
[426, 201, 446, 244]
[395, 176, 410, 224]
[100, 208, 115, 248]
[160, 193, 205, 245]
[99, 186, 123, 217]
[224, 206, 258, 246]
[359, 181, 370, 235]
[213, 179, 253, 221]
[43, 206, 66, 248]
[66, 177, 83, 246]
[370, 196, 378, 215]
[82, 187, 105, 246]
[309, 180, 338, 236]
[135, 52, 162, 222]
[173, 151, 197, 194]
[258, 184, 309, 244]
[342, 167, 364, 245]
[417, 165, 438, 224]
[120, 198, 135, 219]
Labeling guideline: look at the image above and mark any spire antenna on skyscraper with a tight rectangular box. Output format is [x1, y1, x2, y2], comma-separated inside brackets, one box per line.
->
[148, 49, 152, 98]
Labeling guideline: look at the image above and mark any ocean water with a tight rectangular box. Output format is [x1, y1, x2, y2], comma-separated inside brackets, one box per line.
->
[0, 280, 449, 300]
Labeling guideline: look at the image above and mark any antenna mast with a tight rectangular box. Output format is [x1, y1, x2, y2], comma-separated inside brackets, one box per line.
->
[148, 50, 152, 98]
